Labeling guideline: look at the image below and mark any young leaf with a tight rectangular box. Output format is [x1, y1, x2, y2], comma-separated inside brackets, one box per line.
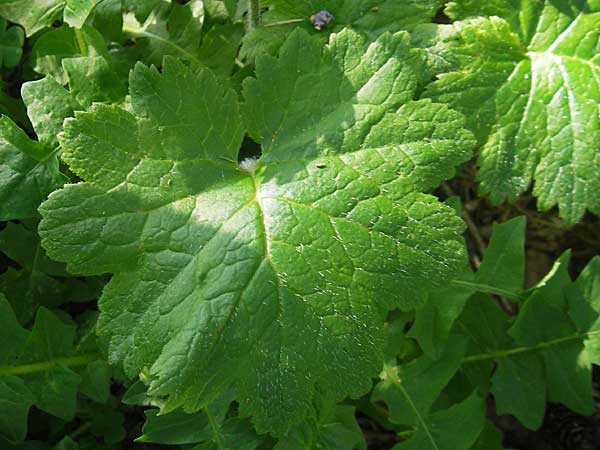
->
[39, 29, 473, 435]
[425, 2, 600, 223]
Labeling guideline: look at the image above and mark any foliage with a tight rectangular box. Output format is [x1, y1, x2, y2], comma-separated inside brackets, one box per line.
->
[425, 0, 600, 224]
[0, 1, 598, 449]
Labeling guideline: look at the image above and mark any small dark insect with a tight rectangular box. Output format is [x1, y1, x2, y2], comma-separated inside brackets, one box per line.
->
[310, 10, 335, 30]
[316, 163, 327, 169]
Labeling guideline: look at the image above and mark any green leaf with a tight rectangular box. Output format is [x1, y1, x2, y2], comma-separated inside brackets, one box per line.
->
[197, 23, 244, 77]
[54, 436, 78, 450]
[30, 25, 108, 84]
[0, 0, 99, 35]
[39, 30, 472, 435]
[408, 266, 473, 359]
[91, 0, 122, 41]
[62, 56, 127, 107]
[78, 359, 110, 403]
[275, 403, 365, 450]
[373, 335, 467, 426]
[0, 302, 102, 434]
[240, 0, 443, 59]
[509, 252, 593, 416]
[456, 294, 546, 428]
[22, 76, 79, 148]
[123, 0, 160, 22]
[0, 376, 35, 442]
[0, 0, 64, 36]
[122, 0, 205, 66]
[392, 392, 485, 450]
[138, 409, 214, 445]
[425, 3, 600, 223]
[139, 391, 263, 450]
[0, 221, 81, 323]
[88, 407, 126, 444]
[63, 0, 101, 28]
[0, 18, 24, 68]
[0, 222, 69, 277]
[20, 308, 81, 420]
[0, 295, 29, 365]
[455, 254, 600, 429]
[0, 116, 65, 221]
[476, 216, 526, 296]
[571, 257, 600, 363]
[470, 422, 503, 450]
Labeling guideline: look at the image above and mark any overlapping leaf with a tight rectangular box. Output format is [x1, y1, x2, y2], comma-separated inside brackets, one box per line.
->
[0, 18, 24, 68]
[0, 0, 101, 36]
[241, 0, 443, 59]
[425, 0, 600, 223]
[0, 297, 106, 443]
[39, 29, 473, 435]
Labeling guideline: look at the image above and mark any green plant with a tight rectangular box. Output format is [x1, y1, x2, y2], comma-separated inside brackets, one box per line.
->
[0, 1, 598, 449]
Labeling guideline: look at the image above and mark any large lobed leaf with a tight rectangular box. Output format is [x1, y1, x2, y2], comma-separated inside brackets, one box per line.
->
[39, 29, 473, 435]
[425, 0, 600, 224]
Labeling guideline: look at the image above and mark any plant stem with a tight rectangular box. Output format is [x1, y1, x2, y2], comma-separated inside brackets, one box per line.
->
[450, 279, 524, 302]
[0, 353, 100, 377]
[247, 0, 261, 31]
[463, 330, 600, 363]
